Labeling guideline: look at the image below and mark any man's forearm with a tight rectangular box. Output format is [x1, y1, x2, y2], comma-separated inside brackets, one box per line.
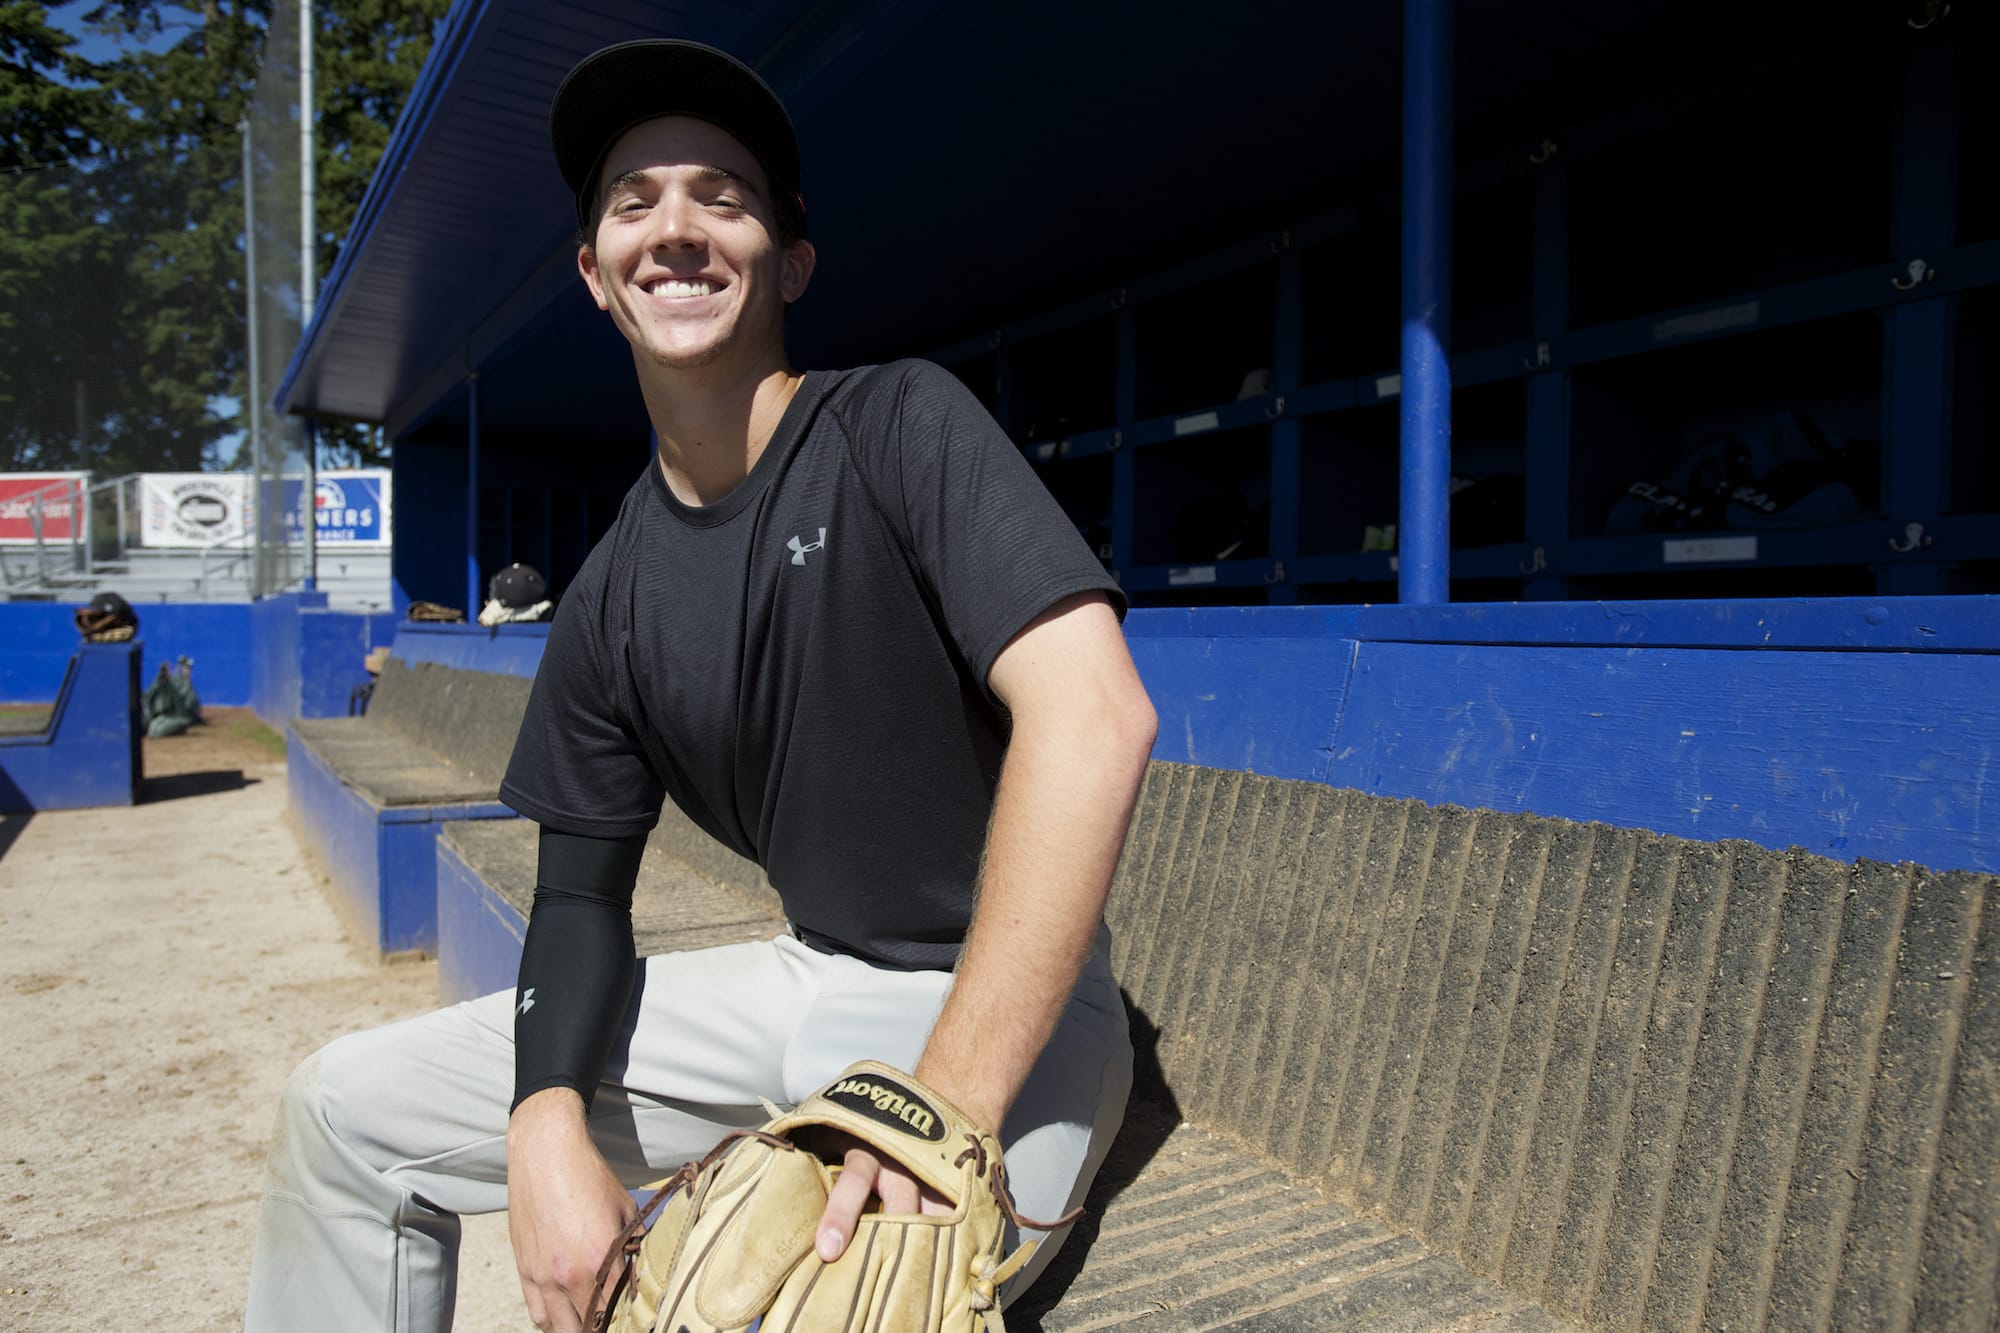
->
[916, 682, 1154, 1131]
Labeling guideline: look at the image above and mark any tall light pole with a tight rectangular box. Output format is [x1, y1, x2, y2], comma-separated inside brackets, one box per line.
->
[300, 0, 318, 589]
[241, 117, 266, 598]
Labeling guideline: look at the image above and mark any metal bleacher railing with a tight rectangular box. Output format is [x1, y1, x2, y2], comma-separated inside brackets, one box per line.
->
[0, 470, 391, 607]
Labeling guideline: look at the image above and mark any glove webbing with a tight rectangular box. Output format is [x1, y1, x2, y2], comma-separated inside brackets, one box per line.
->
[585, 1126, 792, 1332]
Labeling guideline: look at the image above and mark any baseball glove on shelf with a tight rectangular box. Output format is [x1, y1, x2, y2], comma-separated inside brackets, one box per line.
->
[587, 1060, 1077, 1333]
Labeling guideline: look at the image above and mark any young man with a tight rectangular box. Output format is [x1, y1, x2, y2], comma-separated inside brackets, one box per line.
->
[246, 39, 1155, 1333]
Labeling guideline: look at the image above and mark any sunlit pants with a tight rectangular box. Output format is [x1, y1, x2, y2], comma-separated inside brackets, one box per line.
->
[243, 928, 1132, 1332]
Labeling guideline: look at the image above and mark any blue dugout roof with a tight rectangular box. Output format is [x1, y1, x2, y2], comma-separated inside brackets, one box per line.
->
[277, 0, 1867, 436]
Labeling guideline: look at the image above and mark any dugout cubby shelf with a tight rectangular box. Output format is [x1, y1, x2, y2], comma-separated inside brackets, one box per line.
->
[1008, 315, 1118, 445]
[1130, 427, 1273, 568]
[928, 10, 1997, 604]
[1949, 287, 1997, 517]
[1134, 263, 1280, 420]
[1033, 450, 1115, 565]
[1957, 23, 1999, 249]
[1565, 315, 1884, 540]
[1563, 60, 1898, 330]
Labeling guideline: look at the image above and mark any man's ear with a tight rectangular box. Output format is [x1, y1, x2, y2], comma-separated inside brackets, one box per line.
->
[577, 242, 609, 311]
[781, 239, 817, 305]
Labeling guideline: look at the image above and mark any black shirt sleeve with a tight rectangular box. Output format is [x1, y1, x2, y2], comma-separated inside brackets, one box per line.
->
[871, 361, 1126, 695]
[500, 538, 667, 838]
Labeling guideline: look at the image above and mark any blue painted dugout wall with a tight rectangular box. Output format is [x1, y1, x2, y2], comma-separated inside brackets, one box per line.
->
[364, 596, 1999, 876]
[249, 592, 400, 728]
[0, 641, 143, 812]
[1127, 597, 1999, 873]
[390, 621, 550, 678]
[0, 602, 253, 706]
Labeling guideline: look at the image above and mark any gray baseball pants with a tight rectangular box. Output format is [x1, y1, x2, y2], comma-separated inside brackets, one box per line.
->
[243, 929, 1133, 1331]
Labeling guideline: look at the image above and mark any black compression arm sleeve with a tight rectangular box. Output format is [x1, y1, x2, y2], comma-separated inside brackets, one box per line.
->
[510, 827, 648, 1113]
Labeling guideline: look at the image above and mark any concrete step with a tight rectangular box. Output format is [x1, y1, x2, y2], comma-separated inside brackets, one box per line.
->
[1016, 1098, 1571, 1332]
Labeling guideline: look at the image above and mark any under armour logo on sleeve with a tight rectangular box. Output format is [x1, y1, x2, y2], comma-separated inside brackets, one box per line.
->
[787, 529, 827, 566]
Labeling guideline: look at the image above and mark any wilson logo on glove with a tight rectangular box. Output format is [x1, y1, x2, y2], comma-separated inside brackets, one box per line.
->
[824, 1074, 945, 1142]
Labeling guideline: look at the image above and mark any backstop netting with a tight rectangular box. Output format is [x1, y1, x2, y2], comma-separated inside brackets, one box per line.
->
[0, 5, 313, 598]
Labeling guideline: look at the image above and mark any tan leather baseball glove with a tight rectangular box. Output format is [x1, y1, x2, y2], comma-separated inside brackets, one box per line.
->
[588, 1060, 1075, 1333]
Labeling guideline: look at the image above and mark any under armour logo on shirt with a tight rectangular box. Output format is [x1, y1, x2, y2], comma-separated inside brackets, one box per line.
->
[788, 528, 827, 566]
[517, 988, 535, 1016]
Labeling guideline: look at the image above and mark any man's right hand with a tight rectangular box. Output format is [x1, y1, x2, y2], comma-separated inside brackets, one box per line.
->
[506, 1087, 640, 1333]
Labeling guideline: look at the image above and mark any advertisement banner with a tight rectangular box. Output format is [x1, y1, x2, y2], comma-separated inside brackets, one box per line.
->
[139, 473, 254, 548]
[0, 473, 87, 544]
[281, 470, 392, 546]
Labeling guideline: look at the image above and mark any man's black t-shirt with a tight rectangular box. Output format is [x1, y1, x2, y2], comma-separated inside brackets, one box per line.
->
[500, 360, 1124, 970]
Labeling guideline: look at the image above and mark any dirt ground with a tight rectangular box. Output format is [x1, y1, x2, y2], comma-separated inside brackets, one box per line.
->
[0, 709, 527, 1331]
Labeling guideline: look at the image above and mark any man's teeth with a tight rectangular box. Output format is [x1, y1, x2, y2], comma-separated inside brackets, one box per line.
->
[655, 279, 714, 299]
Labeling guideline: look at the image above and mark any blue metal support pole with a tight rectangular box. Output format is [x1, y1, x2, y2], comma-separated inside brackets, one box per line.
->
[301, 418, 318, 590]
[1399, 0, 1453, 604]
[1879, 33, 1957, 597]
[1523, 149, 1568, 600]
[1268, 234, 1302, 604]
[1111, 302, 1138, 587]
[465, 372, 481, 616]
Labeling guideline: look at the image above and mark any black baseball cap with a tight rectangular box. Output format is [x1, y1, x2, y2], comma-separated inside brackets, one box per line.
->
[550, 39, 803, 238]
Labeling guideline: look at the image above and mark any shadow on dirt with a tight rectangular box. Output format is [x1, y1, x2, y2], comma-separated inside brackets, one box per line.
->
[0, 811, 31, 863]
[141, 770, 261, 803]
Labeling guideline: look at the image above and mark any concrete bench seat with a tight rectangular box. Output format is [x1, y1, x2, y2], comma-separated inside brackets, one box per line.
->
[290, 719, 500, 806]
[427, 757, 1998, 1330]
[432, 799, 1563, 1331]
[0, 706, 55, 736]
[285, 657, 530, 959]
[435, 817, 788, 1003]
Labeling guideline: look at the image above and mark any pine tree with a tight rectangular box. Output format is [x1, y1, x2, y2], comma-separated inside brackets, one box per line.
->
[0, 0, 449, 475]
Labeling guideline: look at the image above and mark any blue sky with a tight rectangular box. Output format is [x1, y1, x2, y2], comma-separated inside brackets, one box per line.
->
[48, 2, 189, 65]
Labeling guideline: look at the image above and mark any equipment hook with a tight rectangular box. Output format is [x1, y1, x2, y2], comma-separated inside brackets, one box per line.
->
[1891, 258, 1935, 291]
[1888, 521, 1932, 554]
[1908, 1, 1949, 29]
[1528, 139, 1558, 165]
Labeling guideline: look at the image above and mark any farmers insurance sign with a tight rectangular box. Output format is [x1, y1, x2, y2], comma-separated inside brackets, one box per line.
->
[140, 473, 252, 548]
[0, 472, 87, 544]
[280, 470, 391, 546]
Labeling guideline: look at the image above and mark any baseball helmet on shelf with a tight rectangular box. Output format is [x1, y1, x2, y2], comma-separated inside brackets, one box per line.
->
[75, 592, 139, 641]
[489, 563, 550, 609]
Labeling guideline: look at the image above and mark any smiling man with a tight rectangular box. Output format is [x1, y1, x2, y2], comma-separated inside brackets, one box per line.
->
[244, 38, 1156, 1333]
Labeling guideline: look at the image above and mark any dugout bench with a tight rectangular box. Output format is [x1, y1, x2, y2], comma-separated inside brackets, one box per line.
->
[279, 643, 1996, 1329]
[0, 640, 143, 813]
[431, 749, 1998, 1330]
[285, 656, 528, 958]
